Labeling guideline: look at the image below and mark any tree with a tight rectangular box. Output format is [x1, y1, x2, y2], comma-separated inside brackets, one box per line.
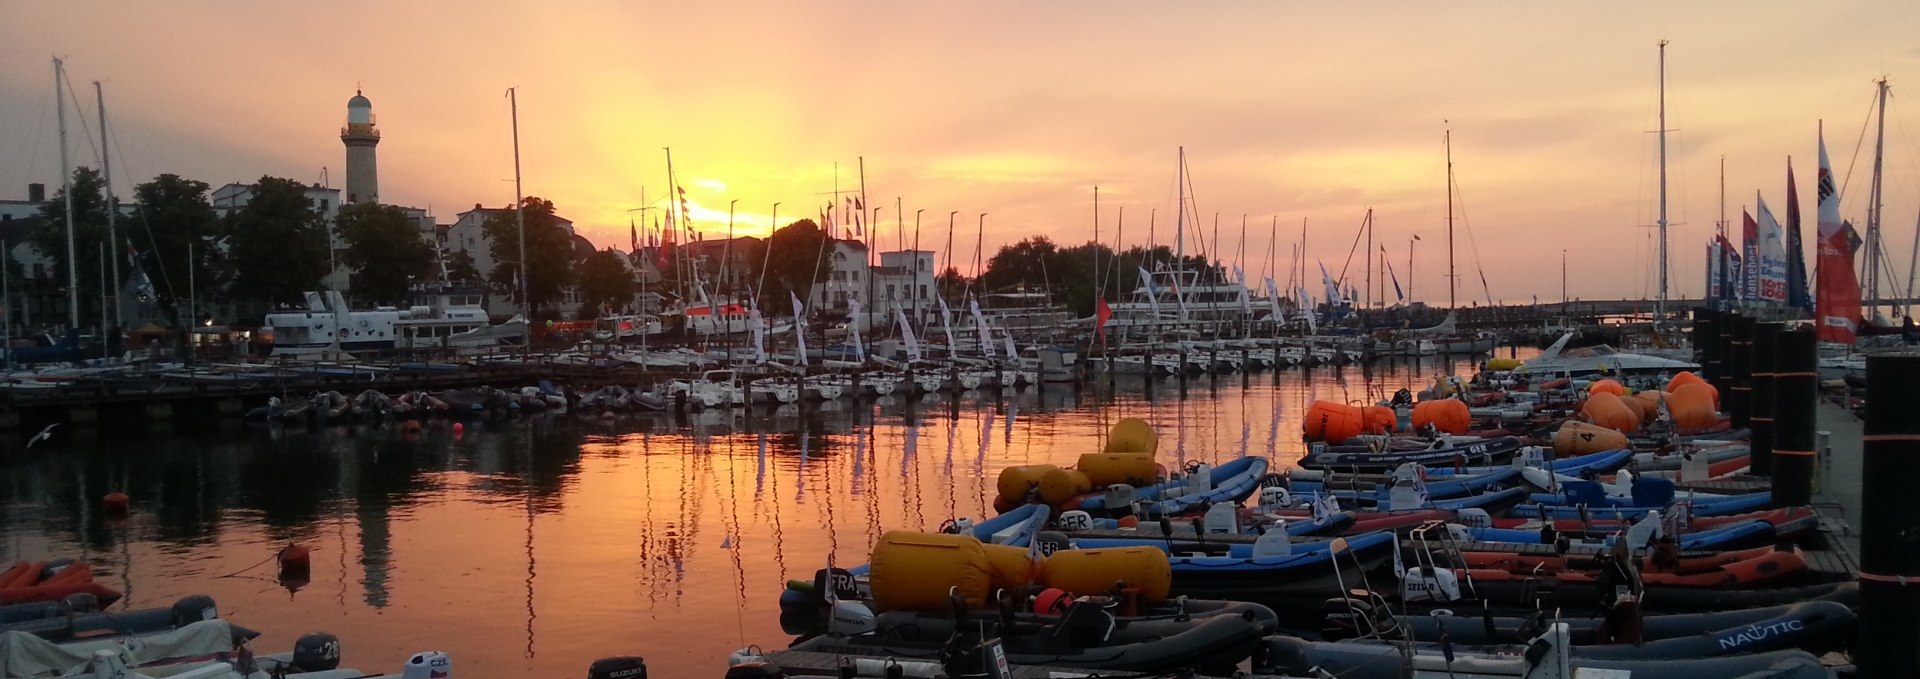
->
[745, 219, 832, 311]
[936, 267, 970, 301]
[576, 249, 635, 318]
[31, 167, 116, 314]
[484, 196, 576, 311]
[227, 176, 330, 307]
[336, 202, 435, 305]
[446, 250, 480, 284]
[128, 173, 223, 325]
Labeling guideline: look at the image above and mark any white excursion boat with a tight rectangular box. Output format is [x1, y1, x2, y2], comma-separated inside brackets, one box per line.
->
[263, 290, 526, 358]
[1511, 332, 1699, 379]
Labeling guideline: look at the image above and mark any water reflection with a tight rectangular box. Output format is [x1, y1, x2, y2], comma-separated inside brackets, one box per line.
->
[0, 353, 1505, 677]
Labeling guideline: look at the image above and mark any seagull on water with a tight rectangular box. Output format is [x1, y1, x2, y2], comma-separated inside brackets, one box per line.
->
[25, 423, 59, 451]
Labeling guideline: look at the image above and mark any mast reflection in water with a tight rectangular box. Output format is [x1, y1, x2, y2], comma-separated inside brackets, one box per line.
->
[0, 353, 1501, 676]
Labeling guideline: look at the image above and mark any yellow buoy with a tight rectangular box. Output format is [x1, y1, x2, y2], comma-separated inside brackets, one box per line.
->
[1103, 418, 1159, 455]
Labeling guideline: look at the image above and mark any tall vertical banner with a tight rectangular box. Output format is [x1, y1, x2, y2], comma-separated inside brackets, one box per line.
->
[1815, 129, 1861, 344]
[1741, 209, 1761, 301]
[1712, 239, 1728, 301]
[1785, 160, 1813, 312]
[1755, 194, 1788, 304]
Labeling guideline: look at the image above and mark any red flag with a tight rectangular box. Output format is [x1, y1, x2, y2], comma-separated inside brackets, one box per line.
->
[1095, 298, 1114, 343]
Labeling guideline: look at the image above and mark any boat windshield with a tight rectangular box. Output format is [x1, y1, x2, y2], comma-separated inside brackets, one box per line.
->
[1560, 345, 1618, 358]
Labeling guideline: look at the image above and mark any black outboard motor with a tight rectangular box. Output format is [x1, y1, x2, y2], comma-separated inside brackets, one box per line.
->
[169, 595, 218, 628]
[590, 656, 649, 679]
[61, 592, 100, 615]
[1031, 531, 1070, 558]
[291, 632, 341, 672]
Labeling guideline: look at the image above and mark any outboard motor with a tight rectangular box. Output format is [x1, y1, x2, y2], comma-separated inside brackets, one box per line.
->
[1257, 486, 1292, 511]
[60, 592, 100, 615]
[1455, 508, 1493, 529]
[941, 517, 976, 535]
[827, 600, 877, 635]
[941, 592, 1013, 679]
[1055, 510, 1093, 532]
[812, 567, 860, 606]
[1032, 531, 1071, 557]
[170, 595, 218, 628]
[292, 632, 342, 672]
[402, 651, 451, 679]
[1102, 484, 1137, 512]
[1400, 566, 1463, 604]
[589, 656, 648, 679]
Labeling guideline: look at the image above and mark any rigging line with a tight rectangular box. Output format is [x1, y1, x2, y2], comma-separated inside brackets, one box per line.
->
[59, 70, 101, 166]
[107, 112, 179, 301]
[1334, 210, 1369, 286]
[1450, 171, 1496, 305]
[1837, 82, 1882, 214]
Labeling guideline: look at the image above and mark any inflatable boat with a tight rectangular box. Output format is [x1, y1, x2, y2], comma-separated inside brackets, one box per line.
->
[1068, 532, 1399, 607]
[1070, 456, 1269, 518]
[1297, 436, 1524, 471]
[1259, 624, 1832, 679]
[786, 600, 1263, 674]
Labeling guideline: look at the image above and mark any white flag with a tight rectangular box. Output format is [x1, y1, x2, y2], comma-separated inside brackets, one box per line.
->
[968, 296, 993, 357]
[749, 308, 768, 363]
[1003, 329, 1017, 360]
[790, 292, 808, 366]
[847, 297, 866, 363]
[1138, 266, 1161, 317]
[937, 296, 958, 354]
[1234, 265, 1251, 315]
[1297, 286, 1318, 334]
[1319, 261, 1339, 307]
[1265, 277, 1285, 325]
[895, 307, 922, 362]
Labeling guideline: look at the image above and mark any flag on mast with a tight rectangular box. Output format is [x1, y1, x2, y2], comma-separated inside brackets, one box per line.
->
[847, 297, 866, 363]
[1265, 277, 1285, 324]
[790, 292, 809, 365]
[1756, 193, 1788, 304]
[1138, 267, 1161, 318]
[1094, 297, 1114, 343]
[1816, 126, 1861, 343]
[968, 296, 993, 358]
[937, 296, 958, 353]
[1741, 209, 1760, 300]
[895, 307, 922, 362]
[1785, 160, 1812, 312]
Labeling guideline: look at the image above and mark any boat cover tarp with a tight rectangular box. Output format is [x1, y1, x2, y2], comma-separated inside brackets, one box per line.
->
[0, 619, 237, 677]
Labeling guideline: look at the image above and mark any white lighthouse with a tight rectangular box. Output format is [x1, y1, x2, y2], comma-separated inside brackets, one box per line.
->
[341, 90, 380, 204]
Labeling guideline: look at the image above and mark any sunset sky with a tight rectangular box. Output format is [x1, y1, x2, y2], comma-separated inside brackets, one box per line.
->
[3, 1, 1917, 303]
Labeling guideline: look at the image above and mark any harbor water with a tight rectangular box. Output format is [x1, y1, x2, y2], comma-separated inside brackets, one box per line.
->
[0, 353, 1510, 677]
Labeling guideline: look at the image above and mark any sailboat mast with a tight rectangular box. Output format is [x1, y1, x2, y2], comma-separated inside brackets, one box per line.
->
[1656, 40, 1670, 326]
[508, 87, 528, 344]
[1867, 78, 1888, 313]
[1446, 125, 1456, 310]
[55, 58, 78, 330]
[95, 81, 118, 334]
[1364, 208, 1373, 309]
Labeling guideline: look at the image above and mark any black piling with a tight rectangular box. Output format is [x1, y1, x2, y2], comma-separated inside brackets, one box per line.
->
[1695, 312, 1718, 384]
[1748, 322, 1783, 477]
[1770, 328, 1815, 504]
[1858, 352, 1920, 677]
[1726, 316, 1754, 429]
[1713, 312, 1735, 392]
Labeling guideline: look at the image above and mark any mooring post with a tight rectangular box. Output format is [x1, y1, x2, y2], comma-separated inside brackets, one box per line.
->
[1859, 352, 1920, 677]
[1770, 328, 1815, 504]
[1726, 315, 1754, 429]
[1748, 322, 1783, 476]
[1713, 311, 1735, 392]
[1694, 311, 1717, 384]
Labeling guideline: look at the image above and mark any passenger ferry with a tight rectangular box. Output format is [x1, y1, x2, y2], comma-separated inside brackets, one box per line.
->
[261, 289, 526, 357]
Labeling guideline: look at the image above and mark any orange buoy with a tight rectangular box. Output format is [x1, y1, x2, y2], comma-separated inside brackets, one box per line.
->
[1669, 382, 1719, 430]
[1666, 371, 1718, 405]
[1581, 392, 1642, 432]
[1589, 379, 1627, 397]
[101, 492, 130, 515]
[1362, 405, 1398, 434]
[1412, 399, 1472, 434]
[1304, 401, 1366, 443]
[278, 544, 312, 578]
